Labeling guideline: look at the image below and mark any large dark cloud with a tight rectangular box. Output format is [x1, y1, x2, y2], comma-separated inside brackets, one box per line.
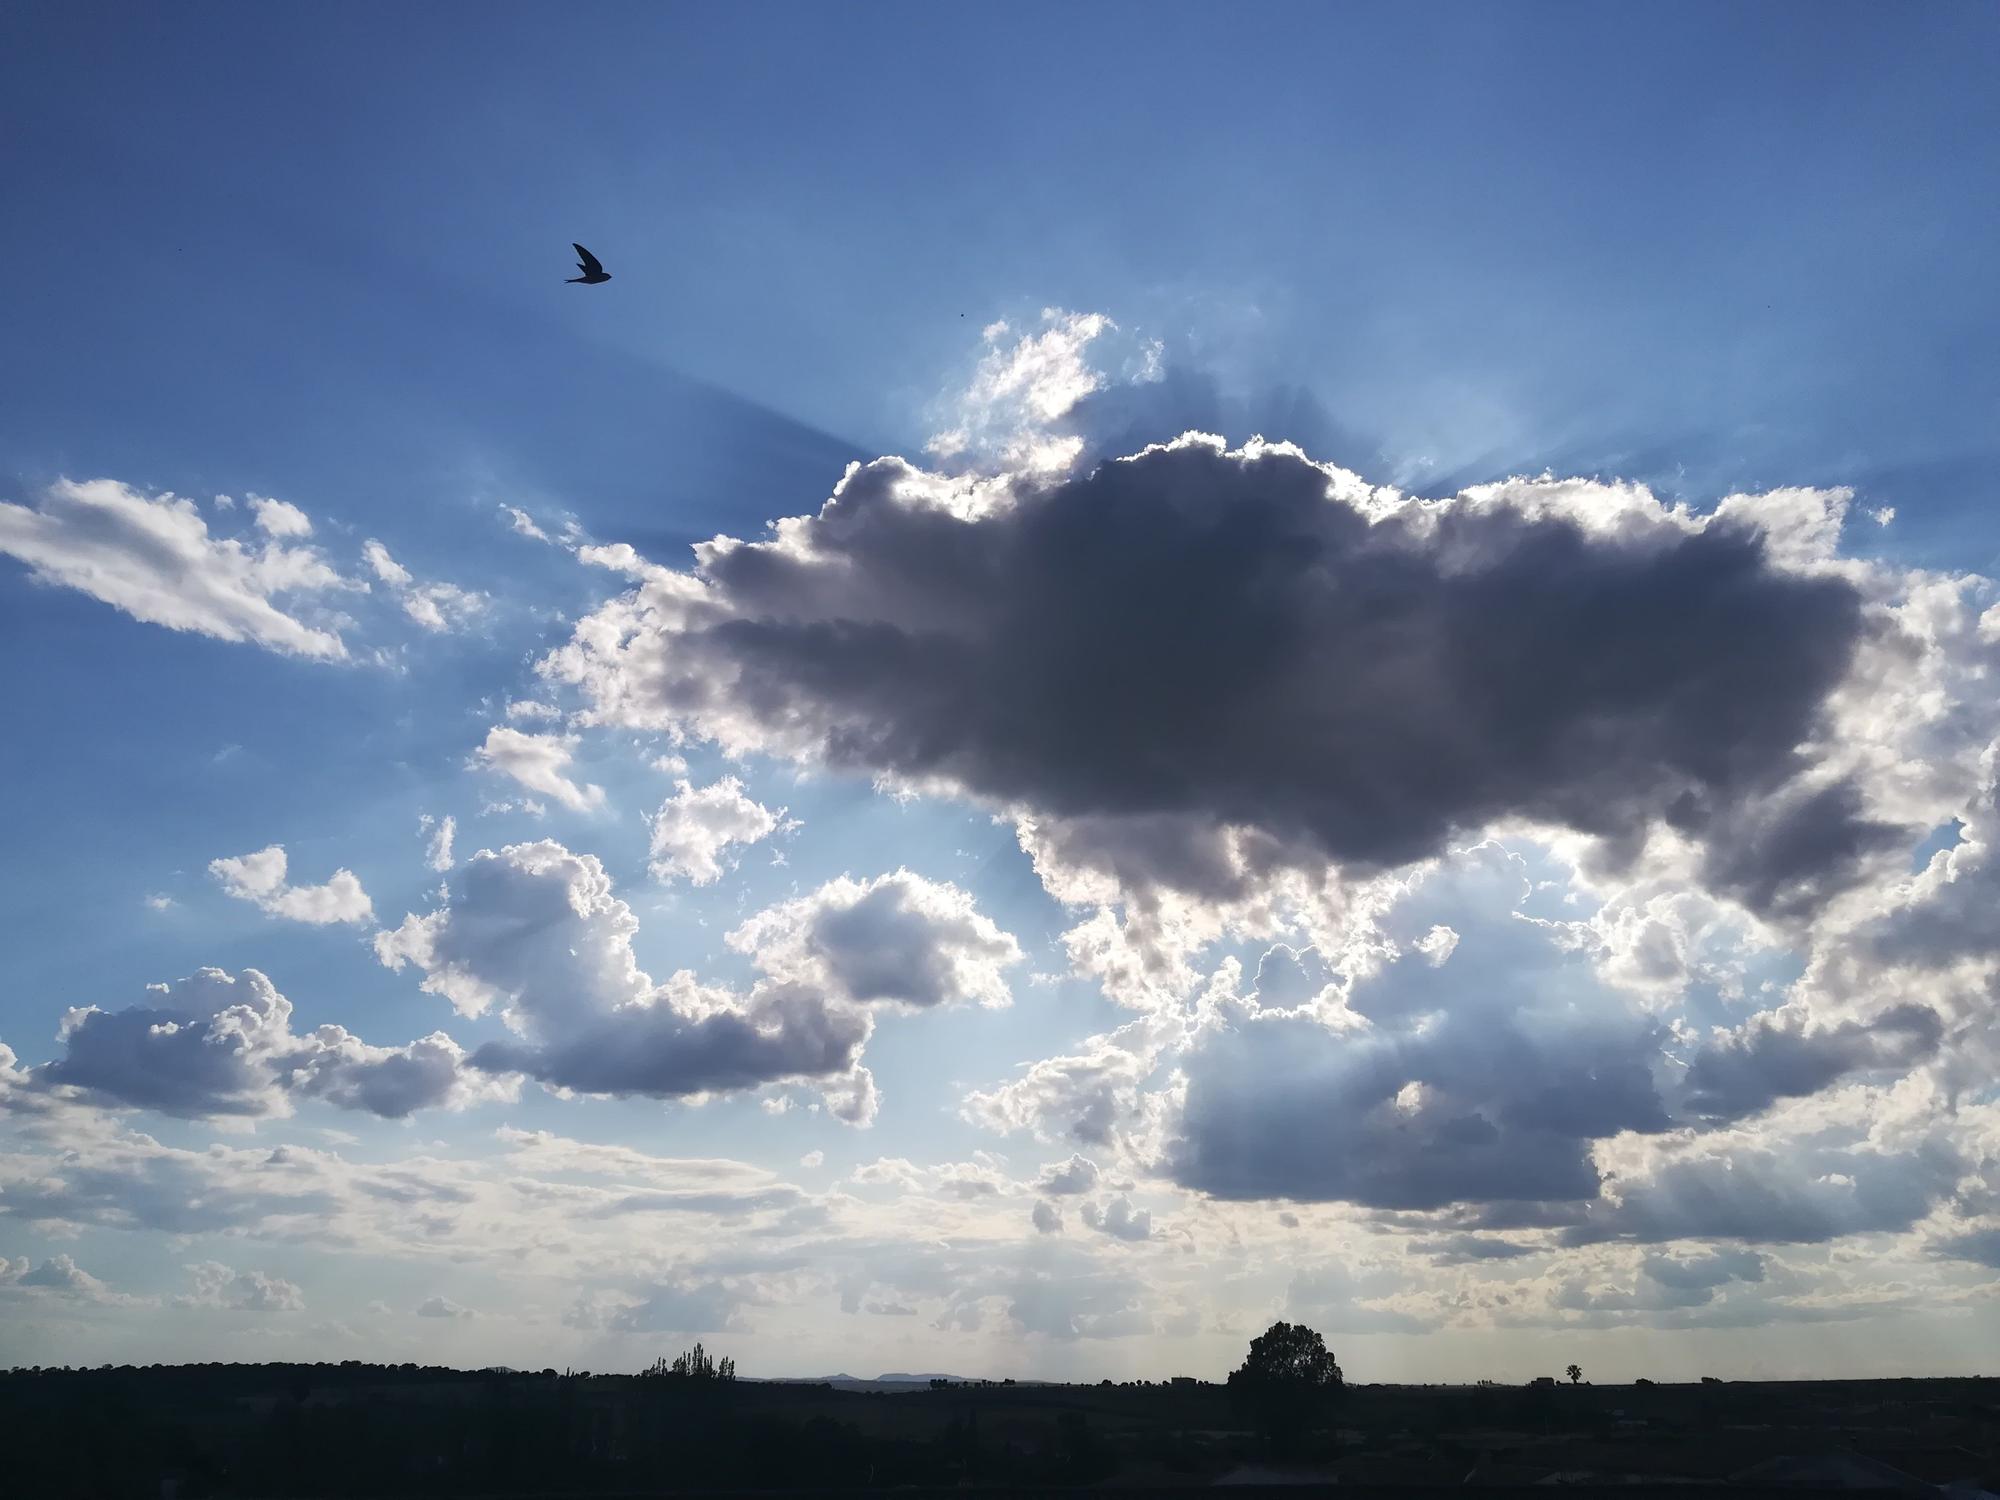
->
[549, 439, 1880, 909]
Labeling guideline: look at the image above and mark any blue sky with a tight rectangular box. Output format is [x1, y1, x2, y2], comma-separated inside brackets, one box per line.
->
[3, 2, 1999, 1379]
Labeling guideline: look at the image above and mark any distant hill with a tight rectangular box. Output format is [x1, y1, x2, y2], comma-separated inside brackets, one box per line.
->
[751, 1372, 979, 1391]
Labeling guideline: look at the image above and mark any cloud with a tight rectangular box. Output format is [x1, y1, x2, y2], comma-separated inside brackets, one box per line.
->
[1642, 1248, 1766, 1291]
[850, 1154, 1012, 1201]
[567, 1280, 739, 1334]
[0, 1130, 331, 1239]
[209, 844, 373, 925]
[1682, 1004, 1943, 1122]
[361, 539, 412, 586]
[1411, 1234, 1539, 1265]
[1553, 1250, 1769, 1316]
[0, 1110, 829, 1295]
[1287, 1262, 1433, 1334]
[1413, 924, 1461, 967]
[1931, 1225, 2000, 1269]
[926, 309, 1120, 474]
[728, 870, 1022, 1011]
[1033, 1154, 1101, 1196]
[494, 1125, 800, 1195]
[363, 539, 487, 633]
[23, 966, 503, 1120]
[35, 968, 310, 1118]
[647, 777, 783, 884]
[1560, 1134, 1964, 1246]
[0, 1104, 828, 1272]
[249, 495, 313, 538]
[180, 1261, 306, 1312]
[818, 1065, 880, 1127]
[472, 728, 605, 813]
[1163, 860, 1672, 1208]
[541, 438, 1883, 918]
[1032, 1200, 1063, 1234]
[421, 813, 456, 872]
[0, 477, 352, 658]
[502, 506, 550, 542]
[0, 1252, 124, 1303]
[285, 1027, 514, 1118]
[1168, 1004, 1648, 1216]
[374, 841, 876, 1106]
[963, 1020, 1166, 1147]
[1079, 1194, 1152, 1241]
[950, 1249, 1153, 1341]
[415, 1294, 473, 1319]
[1250, 944, 1334, 1009]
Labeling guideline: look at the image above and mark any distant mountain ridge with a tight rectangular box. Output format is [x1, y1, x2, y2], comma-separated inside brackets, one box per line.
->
[751, 1371, 977, 1390]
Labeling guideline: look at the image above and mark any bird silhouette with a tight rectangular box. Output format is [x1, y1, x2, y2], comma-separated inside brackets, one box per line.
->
[567, 243, 611, 285]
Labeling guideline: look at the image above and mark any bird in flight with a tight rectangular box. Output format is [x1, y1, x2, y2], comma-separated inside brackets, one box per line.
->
[567, 243, 611, 285]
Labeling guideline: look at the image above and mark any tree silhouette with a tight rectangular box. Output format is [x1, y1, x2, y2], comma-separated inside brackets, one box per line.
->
[1566, 1363, 1582, 1385]
[643, 1342, 736, 1380]
[1227, 1322, 1342, 1456]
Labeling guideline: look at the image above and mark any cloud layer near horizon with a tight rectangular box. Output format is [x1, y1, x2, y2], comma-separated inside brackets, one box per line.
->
[6, 331, 2000, 1375]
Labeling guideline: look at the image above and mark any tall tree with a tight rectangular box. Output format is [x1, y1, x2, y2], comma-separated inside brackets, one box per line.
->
[643, 1343, 737, 1381]
[1227, 1322, 1343, 1455]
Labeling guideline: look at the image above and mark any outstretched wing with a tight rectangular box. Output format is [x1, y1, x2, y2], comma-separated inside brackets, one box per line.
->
[572, 243, 605, 276]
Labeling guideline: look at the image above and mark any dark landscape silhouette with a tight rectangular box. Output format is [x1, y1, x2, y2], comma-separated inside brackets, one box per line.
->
[4, 1323, 1995, 1498]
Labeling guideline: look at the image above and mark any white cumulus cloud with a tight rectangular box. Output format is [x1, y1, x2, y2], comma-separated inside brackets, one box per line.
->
[473, 727, 605, 813]
[0, 477, 352, 658]
[0, 1252, 126, 1303]
[248, 495, 313, 537]
[210, 844, 373, 925]
[927, 310, 1116, 474]
[648, 776, 784, 884]
[180, 1261, 306, 1312]
[363, 539, 486, 633]
[420, 813, 456, 872]
[502, 506, 550, 542]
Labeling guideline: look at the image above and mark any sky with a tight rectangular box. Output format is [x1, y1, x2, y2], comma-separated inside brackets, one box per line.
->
[2, 0, 1998, 1382]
